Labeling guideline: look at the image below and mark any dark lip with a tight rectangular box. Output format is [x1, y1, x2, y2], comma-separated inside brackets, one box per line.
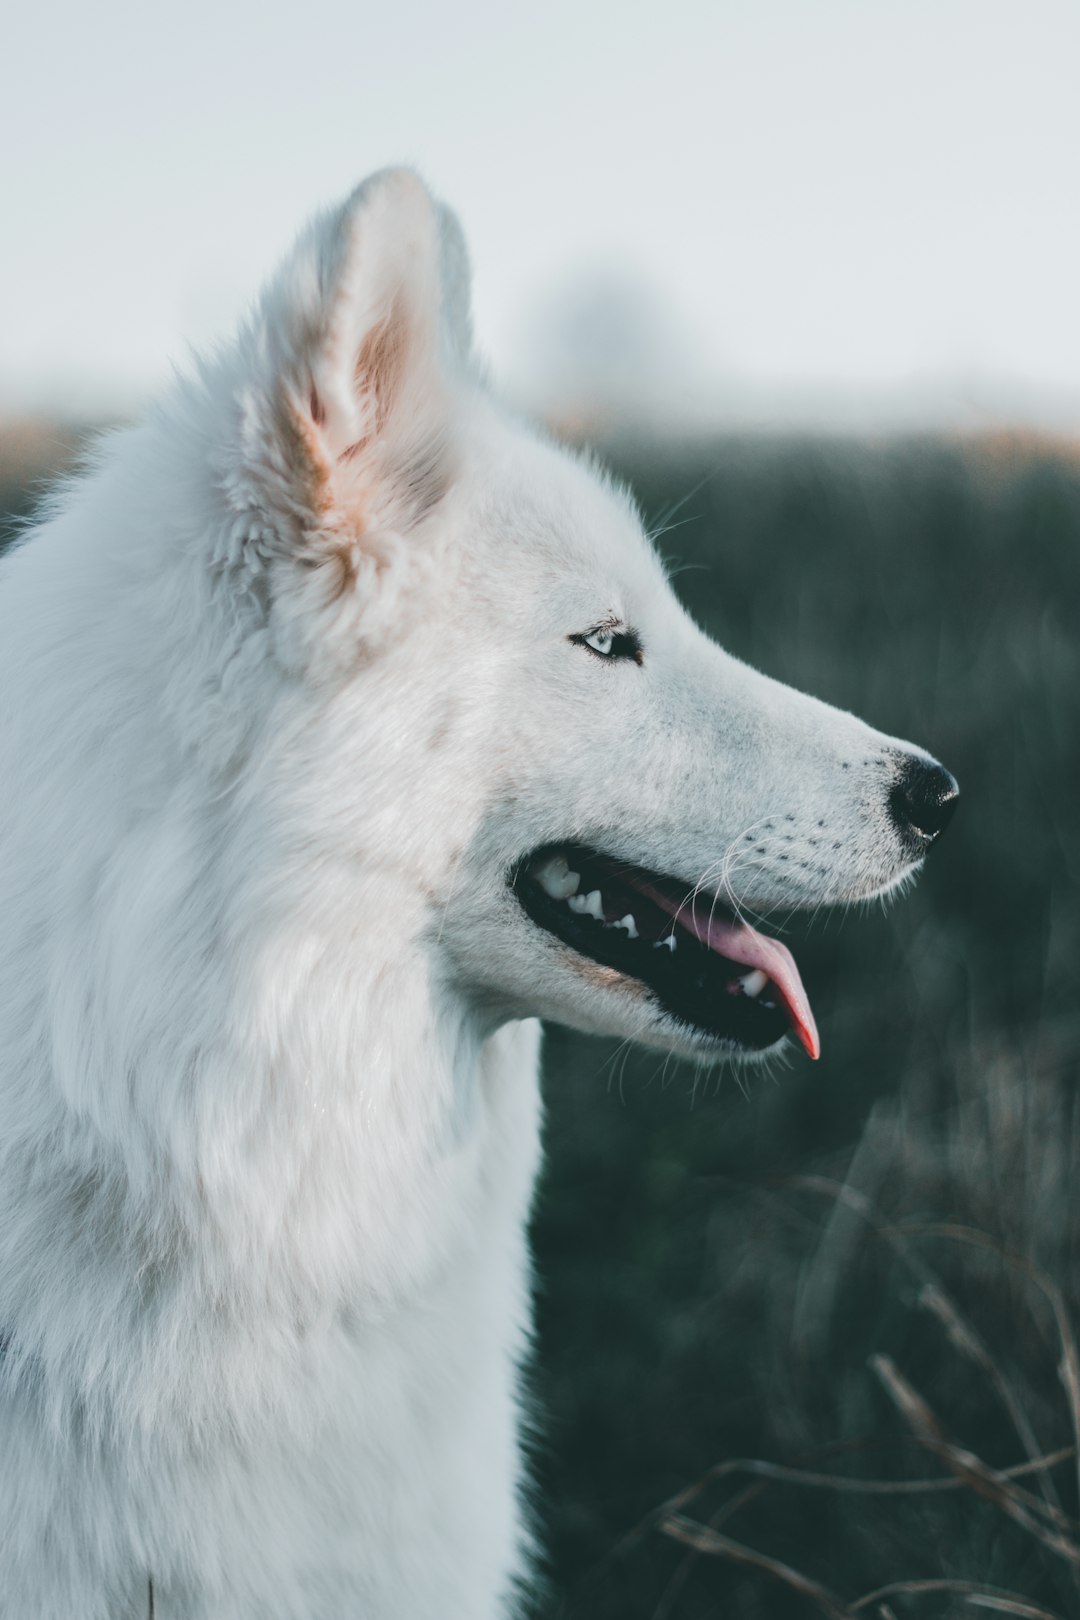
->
[510, 842, 793, 1052]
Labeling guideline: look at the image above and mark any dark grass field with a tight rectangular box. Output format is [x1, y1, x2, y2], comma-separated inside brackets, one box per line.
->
[3, 425, 1079, 1617]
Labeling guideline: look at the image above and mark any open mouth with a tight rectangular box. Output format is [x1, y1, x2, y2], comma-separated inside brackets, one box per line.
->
[512, 844, 820, 1059]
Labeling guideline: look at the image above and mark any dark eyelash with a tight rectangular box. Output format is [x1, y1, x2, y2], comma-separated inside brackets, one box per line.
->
[569, 627, 644, 665]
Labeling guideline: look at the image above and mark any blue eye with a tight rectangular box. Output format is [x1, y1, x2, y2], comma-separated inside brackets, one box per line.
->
[570, 625, 643, 664]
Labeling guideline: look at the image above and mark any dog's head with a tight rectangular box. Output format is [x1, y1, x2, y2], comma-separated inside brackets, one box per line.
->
[207, 168, 957, 1065]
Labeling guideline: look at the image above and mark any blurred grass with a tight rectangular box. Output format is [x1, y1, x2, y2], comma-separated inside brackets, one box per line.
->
[3, 423, 1079, 1616]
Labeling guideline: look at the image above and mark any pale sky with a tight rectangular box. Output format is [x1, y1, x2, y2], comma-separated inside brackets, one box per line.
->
[3, 0, 1079, 429]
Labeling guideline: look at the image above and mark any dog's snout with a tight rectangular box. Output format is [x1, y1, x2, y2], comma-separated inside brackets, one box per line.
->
[888, 756, 960, 844]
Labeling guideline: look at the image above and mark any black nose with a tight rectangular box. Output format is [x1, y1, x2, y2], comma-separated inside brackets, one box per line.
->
[889, 756, 960, 843]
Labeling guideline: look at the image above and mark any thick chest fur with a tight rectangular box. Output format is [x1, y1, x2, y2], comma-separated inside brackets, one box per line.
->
[0, 1023, 543, 1620]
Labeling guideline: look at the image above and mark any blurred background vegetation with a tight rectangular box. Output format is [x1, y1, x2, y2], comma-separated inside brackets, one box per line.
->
[3, 422, 1079, 1617]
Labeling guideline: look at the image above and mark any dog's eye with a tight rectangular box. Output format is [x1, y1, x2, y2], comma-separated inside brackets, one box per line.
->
[570, 625, 643, 664]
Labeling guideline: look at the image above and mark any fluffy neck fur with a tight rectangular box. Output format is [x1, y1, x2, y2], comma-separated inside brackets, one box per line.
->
[0, 399, 520, 1448]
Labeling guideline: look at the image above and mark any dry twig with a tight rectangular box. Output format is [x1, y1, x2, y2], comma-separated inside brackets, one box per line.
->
[789, 1177, 1073, 1549]
[901, 1222, 1080, 1520]
[659, 1512, 852, 1620]
[870, 1355, 1080, 1568]
[849, 1578, 1063, 1618]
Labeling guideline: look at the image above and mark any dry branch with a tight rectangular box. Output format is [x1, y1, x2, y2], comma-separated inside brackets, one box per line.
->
[849, 1578, 1063, 1618]
[659, 1512, 852, 1619]
[789, 1176, 1075, 1551]
[870, 1355, 1080, 1568]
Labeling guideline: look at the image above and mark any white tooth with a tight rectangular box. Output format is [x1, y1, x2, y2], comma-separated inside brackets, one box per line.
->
[535, 854, 581, 900]
[567, 888, 604, 919]
[654, 933, 678, 951]
[610, 914, 638, 939]
[741, 969, 768, 999]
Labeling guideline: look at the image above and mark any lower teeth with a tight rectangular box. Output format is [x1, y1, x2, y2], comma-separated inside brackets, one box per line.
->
[740, 968, 769, 999]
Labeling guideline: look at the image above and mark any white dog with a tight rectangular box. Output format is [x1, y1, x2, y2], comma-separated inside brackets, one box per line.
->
[0, 170, 956, 1617]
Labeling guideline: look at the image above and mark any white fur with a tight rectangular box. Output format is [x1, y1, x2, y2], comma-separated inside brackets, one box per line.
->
[0, 169, 936, 1616]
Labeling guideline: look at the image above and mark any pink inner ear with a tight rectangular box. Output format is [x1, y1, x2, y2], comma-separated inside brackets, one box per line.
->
[350, 297, 408, 448]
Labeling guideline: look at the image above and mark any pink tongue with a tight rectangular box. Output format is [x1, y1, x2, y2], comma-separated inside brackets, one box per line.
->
[635, 883, 821, 1060]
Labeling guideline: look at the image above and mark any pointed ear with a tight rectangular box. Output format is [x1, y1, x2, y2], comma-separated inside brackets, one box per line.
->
[434, 199, 474, 370]
[235, 169, 471, 587]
